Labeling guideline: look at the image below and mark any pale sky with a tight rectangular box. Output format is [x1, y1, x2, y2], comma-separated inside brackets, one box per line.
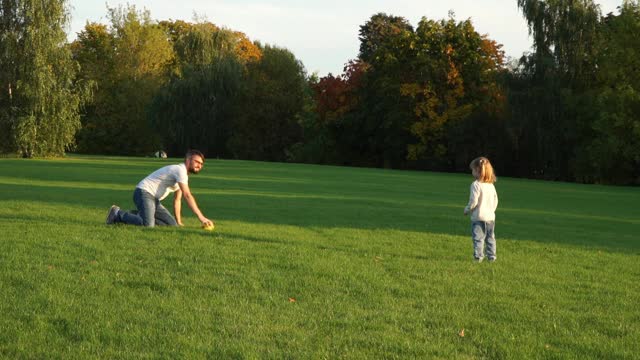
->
[66, 0, 623, 77]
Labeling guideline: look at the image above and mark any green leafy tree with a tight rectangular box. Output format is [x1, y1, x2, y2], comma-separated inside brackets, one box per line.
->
[0, 0, 91, 157]
[70, 23, 115, 153]
[403, 16, 507, 170]
[308, 13, 505, 170]
[354, 13, 416, 168]
[575, 1, 640, 184]
[340, 13, 506, 170]
[228, 44, 307, 161]
[289, 72, 334, 164]
[72, 5, 174, 155]
[358, 13, 414, 65]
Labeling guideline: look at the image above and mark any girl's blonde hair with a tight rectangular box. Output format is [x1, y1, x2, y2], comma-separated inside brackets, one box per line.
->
[470, 157, 496, 183]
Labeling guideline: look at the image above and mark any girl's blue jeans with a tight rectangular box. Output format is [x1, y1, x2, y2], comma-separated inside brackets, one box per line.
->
[118, 188, 177, 227]
[471, 221, 496, 261]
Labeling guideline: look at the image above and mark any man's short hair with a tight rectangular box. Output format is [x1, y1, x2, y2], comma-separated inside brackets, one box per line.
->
[186, 149, 205, 162]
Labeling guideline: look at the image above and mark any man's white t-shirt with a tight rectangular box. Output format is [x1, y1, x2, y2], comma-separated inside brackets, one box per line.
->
[136, 163, 188, 200]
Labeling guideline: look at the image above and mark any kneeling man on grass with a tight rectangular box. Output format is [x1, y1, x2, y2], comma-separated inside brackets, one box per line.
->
[106, 149, 214, 228]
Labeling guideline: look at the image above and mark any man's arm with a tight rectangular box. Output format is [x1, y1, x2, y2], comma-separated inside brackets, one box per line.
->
[177, 182, 213, 226]
[173, 189, 183, 226]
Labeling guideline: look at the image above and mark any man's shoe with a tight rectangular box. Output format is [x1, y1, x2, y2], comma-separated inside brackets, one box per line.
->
[106, 205, 120, 224]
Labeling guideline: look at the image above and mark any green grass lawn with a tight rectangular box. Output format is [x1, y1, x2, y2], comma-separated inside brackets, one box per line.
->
[0, 155, 638, 359]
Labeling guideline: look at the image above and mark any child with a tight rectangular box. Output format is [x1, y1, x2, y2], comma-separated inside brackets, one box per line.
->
[463, 157, 499, 262]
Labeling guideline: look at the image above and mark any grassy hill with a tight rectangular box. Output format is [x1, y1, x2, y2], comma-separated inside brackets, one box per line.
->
[0, 155, 637, 358]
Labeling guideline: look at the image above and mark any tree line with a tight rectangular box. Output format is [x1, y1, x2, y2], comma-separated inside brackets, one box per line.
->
[1, 1, 638, 185]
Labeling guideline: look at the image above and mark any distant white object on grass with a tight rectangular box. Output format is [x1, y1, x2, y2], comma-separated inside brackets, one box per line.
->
[154, 150, 167, 159]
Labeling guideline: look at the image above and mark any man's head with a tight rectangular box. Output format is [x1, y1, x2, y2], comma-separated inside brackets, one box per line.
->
[185, 149, 205, 174]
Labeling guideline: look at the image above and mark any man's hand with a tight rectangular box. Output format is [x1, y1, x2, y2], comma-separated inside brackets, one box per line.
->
[178, 182, 212, 226]
[200, 218, 214, 227]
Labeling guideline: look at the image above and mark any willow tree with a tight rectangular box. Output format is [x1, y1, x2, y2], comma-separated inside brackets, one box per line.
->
[161, 20, 262, 70]
[0, 0, 90, 157]
[577, 1, 640, 184]
[150, 57, 243, 157]
[516, 0, 601, 180]
[518, 0, 600, 88]
[150, 21, 253, 157]
[228, 44, 307, 161]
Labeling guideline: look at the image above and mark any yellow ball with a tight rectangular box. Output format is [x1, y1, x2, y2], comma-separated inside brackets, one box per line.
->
[202, 223, 215, 231]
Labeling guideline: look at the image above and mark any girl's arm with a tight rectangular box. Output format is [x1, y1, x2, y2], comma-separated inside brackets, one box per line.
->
[464, 182, 480, 215]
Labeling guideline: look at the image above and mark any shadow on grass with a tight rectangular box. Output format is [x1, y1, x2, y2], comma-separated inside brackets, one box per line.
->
[0, 180, 638, 254]
[181, 228, 290, 245]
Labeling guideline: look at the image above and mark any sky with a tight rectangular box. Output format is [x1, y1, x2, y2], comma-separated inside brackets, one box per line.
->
[66, 0, 623, 77]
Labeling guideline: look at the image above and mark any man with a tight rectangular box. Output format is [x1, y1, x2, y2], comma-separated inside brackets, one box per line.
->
[106, 149, 214, 228]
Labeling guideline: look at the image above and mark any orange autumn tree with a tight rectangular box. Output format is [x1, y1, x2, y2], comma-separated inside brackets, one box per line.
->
[306, 60, 375, 165]
[159, 20, 262, 71]
[401, 16, 506, 164]
[313, 60, 368, 124]
[232, 31, 262, 64]
[306, 13, 506, 169]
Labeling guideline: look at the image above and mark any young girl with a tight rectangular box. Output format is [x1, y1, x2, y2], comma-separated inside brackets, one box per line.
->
[463, 157, 498, 262]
